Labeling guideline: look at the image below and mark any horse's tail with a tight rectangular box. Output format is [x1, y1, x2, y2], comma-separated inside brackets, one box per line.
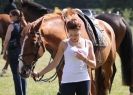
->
[119, 18, 133, 85]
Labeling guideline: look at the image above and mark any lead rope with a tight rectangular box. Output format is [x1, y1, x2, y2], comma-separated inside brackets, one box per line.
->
[33, 15, 68, 82]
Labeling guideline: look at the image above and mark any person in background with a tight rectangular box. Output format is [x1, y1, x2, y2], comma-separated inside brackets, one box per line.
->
[0, 0, 17, 76]
[3, 9, 27, 95]
[32, 18, 96, 95]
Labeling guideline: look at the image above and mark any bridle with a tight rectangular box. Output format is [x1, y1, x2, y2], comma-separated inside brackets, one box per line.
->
[19, 30, 45, 73]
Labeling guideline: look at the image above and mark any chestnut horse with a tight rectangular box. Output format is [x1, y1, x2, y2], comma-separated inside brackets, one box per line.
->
[18, 2, 133, 93]
[0, 1, 132, 94]
[19, 9, 116, 95]
[17, 2, 133, 93]
[18, 3, 133, 92]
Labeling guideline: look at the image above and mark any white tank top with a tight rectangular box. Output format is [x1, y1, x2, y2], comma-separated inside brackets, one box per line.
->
[61, 39, 90, 83]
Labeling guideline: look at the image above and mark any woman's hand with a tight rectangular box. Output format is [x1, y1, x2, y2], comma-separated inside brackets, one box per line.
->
[31, 72, 39, 78]
[75, 50, 86, 61]
[31, 71, 40, 79]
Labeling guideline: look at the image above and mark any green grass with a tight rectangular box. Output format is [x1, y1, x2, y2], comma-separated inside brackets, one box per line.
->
[0, 51, 129, 95]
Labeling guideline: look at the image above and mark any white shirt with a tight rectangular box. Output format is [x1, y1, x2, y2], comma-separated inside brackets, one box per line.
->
[61, 39, 90, 83]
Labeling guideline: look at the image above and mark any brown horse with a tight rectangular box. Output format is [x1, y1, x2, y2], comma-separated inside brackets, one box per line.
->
[19, 9, 116, 95]
[18, 2, 133, 93]
[19, 2, 133, 93]
[0, 1, 132, 94]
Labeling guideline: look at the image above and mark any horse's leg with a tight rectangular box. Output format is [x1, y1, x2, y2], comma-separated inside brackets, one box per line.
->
[95, 62, 114, 95]
[95, 66, 107, 95]
[1, 38, 4, 54]
[95, 46, 116, 95]
[0, 23, 4, 54]
[109, 63, 116, 92]
[90, 70, 96, 95]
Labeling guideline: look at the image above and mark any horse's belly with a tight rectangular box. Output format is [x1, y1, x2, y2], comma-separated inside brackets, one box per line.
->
[95, 44, 111, 68]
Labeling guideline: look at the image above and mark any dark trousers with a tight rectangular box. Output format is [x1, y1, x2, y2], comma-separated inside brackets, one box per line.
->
[60, 80, 90, 95]
[8, 48, 26, 95]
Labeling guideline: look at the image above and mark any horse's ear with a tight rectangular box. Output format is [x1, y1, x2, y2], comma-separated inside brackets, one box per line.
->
[54, 7, 62, 14]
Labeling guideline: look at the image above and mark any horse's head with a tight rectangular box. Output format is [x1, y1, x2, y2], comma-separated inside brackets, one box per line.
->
[18, 0, 52, 22]
[19, 18, 46, 78]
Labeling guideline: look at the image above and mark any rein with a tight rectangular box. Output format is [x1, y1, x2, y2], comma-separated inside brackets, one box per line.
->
[33, 14, 68, 82]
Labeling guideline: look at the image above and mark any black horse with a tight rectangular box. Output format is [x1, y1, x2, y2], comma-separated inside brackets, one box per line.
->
[18, 0, 52, 22]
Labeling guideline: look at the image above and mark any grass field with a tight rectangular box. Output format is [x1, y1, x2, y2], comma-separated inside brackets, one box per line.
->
[0, 26, 133, 95]
[0, 50, 129, 95]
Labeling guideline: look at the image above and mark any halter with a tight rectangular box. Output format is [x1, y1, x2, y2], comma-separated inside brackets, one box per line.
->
[19, 30, 45, 74]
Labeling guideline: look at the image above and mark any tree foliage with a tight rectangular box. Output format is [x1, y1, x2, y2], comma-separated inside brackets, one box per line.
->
[34, 0, 133, 9]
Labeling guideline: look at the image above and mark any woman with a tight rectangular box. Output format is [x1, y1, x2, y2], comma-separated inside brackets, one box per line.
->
[0, 0, 17, 76]
[3, 9, 27, 95]
[32, 19, 96, 95]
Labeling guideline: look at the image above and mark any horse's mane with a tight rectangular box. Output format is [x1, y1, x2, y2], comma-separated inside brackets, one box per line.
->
[42, 8, 78, 20]
[21, 1, 51, 13]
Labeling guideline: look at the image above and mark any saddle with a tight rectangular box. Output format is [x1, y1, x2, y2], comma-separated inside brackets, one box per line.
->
[78, 13, 107, 47]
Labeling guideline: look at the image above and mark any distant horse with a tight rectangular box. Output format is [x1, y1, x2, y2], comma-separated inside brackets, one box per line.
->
[19, 9, 116, 95]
